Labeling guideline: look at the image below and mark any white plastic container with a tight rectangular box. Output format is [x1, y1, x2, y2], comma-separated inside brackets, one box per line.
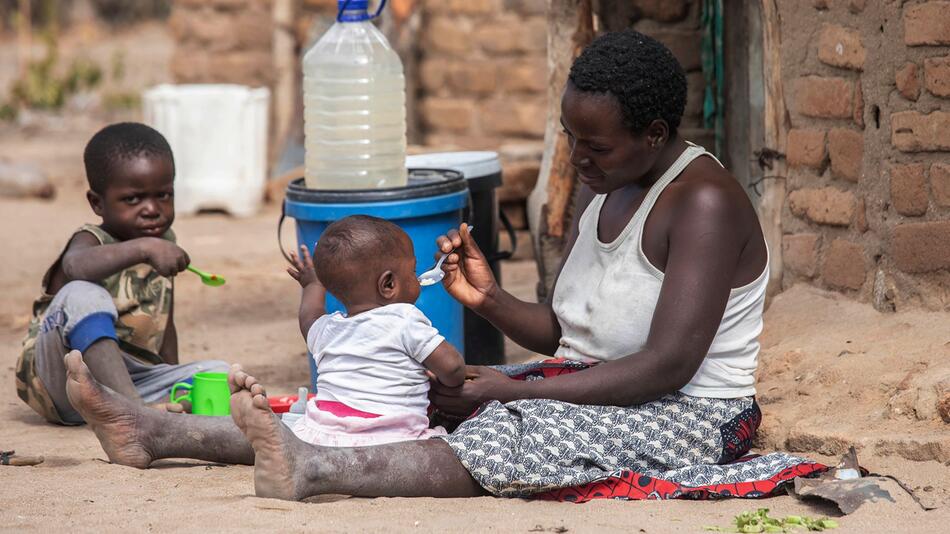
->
[303, 0, 407, 190]
[281, 387, 309, 428]
[143, 84, 270, 217]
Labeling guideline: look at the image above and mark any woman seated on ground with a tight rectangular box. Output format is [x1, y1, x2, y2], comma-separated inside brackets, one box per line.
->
[64, 30, 815, 501]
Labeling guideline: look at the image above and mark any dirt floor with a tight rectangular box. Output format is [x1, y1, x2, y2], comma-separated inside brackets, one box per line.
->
[1, 23, 948, 534]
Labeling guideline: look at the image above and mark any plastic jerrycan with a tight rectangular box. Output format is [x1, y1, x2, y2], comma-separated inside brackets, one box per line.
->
[303, 0, 407, 190]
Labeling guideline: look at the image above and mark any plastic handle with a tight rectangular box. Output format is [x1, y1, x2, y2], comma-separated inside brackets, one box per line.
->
[486, 209, 517, 262]
[278, 201, 293, 264]
[170, 382, 193, 404]
[371, 0, 388, 19]
[337, 0, 388, 22]
[278, 199, 318, 270]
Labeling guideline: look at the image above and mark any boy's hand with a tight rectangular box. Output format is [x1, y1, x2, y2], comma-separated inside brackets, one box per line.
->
[141, 238, 190, 278]
[287, 244, 322, 288]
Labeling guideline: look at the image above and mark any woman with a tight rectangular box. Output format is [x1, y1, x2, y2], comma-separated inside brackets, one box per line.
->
[64, 30, 818, 501]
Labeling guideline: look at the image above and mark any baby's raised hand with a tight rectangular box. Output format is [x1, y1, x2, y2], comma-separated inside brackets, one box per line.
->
[287, 244, 321, 288]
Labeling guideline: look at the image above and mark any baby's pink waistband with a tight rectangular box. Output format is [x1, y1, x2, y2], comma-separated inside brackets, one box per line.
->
[315, 400, 381, 419]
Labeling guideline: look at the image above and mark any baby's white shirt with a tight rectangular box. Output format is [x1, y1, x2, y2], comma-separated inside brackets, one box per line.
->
[306, 303, 445, 416]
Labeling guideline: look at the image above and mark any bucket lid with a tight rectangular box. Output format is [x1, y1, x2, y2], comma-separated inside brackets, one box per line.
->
[286, 169, 466, 204]
[406, 152, 502, 192]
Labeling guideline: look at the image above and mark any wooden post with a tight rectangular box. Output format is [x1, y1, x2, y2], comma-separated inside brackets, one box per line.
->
[17, 0, 32, 77]
[271, 0, 297, 166]
[527, 0, 593, 300]
[759, 0, 787, 300]
[381, 0, 421, 144]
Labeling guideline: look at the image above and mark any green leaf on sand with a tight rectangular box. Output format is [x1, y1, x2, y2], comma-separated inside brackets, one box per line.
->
[703, 508, 839, 533]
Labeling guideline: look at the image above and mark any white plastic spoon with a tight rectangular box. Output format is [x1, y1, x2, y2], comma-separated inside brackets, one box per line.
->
[418, 226, 473, 287]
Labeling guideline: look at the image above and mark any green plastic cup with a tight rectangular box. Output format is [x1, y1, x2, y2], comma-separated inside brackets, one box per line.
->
[170, 372, 230, 416]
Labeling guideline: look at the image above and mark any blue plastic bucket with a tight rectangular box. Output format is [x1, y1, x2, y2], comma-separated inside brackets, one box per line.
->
[282, 170, 469, 392]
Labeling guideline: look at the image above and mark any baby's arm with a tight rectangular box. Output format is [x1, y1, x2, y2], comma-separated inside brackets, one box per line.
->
[422, 341, 465, 388]
[61, 231, 190, 281]
[287, 244, 326, 339]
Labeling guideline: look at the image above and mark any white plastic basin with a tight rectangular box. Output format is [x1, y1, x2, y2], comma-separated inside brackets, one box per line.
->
[143, 84, 270, 217]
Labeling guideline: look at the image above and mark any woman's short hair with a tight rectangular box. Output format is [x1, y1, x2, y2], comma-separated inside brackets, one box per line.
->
[569, 29, 688, 137]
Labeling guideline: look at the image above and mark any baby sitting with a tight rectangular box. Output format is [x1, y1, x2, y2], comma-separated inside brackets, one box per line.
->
[286, 215, 465, 446]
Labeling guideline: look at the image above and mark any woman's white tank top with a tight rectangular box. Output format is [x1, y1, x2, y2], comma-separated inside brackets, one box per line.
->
[552, 143, 768, 398]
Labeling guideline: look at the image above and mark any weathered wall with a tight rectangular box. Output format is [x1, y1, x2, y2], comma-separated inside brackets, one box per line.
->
[169, 0, 276, 88]
[779, 0, 950, 310]
[417, 0, 547, 148]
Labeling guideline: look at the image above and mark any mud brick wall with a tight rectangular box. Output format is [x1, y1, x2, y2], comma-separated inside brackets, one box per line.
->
[169, 0, 339, 99]
[779, 0, 950, 311]
[417, 0, 547, 148]
[169, 0, 276, 87]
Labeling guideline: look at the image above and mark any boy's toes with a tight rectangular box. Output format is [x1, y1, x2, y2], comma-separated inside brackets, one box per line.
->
[228, 364, 244, 393]
[251, 392, 269, 410]
[64, 350, 89, 379]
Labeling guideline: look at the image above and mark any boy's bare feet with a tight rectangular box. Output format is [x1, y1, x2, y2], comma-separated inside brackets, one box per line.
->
[64, 350, 153, 468]
[228, 365, 308, 500]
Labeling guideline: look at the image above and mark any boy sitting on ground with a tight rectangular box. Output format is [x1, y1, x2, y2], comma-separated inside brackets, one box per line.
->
[15, 122, 229, 425]
[284, 215, 465, 446]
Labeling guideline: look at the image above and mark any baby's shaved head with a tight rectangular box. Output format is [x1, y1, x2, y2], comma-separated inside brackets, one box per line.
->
[314, 215, 414, 300]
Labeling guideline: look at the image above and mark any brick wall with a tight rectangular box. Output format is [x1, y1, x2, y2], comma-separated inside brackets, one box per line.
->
[779, 0, 950, 310]
[418, 0, 547, 148]
[169, 0, 342, 87]
[169, 0, 276, 87]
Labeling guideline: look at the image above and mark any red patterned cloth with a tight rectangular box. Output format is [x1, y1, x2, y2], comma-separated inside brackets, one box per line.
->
[539, 454, 828, 502]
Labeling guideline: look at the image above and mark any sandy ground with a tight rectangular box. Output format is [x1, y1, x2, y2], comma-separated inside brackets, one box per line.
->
[0, 20, 948, 532]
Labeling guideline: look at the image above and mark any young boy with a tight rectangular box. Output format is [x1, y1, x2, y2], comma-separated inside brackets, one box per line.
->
[15, 122, 229, 425]
[286, 215, 466, 446]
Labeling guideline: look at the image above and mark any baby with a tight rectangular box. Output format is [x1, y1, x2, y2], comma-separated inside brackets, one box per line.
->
[286, 215, 466, 446]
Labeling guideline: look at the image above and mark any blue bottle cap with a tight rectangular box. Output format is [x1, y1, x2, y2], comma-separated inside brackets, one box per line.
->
[338, 0, 369, 10]
[337, 0, 386, 22]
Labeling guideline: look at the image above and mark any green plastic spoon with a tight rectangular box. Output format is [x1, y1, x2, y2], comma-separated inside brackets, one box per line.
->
[186, 265, 226, 287]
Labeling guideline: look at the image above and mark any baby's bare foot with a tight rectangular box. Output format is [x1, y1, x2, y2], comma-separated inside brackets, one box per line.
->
[229, 368, 305, 500]
[64, 350, 153, 469]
